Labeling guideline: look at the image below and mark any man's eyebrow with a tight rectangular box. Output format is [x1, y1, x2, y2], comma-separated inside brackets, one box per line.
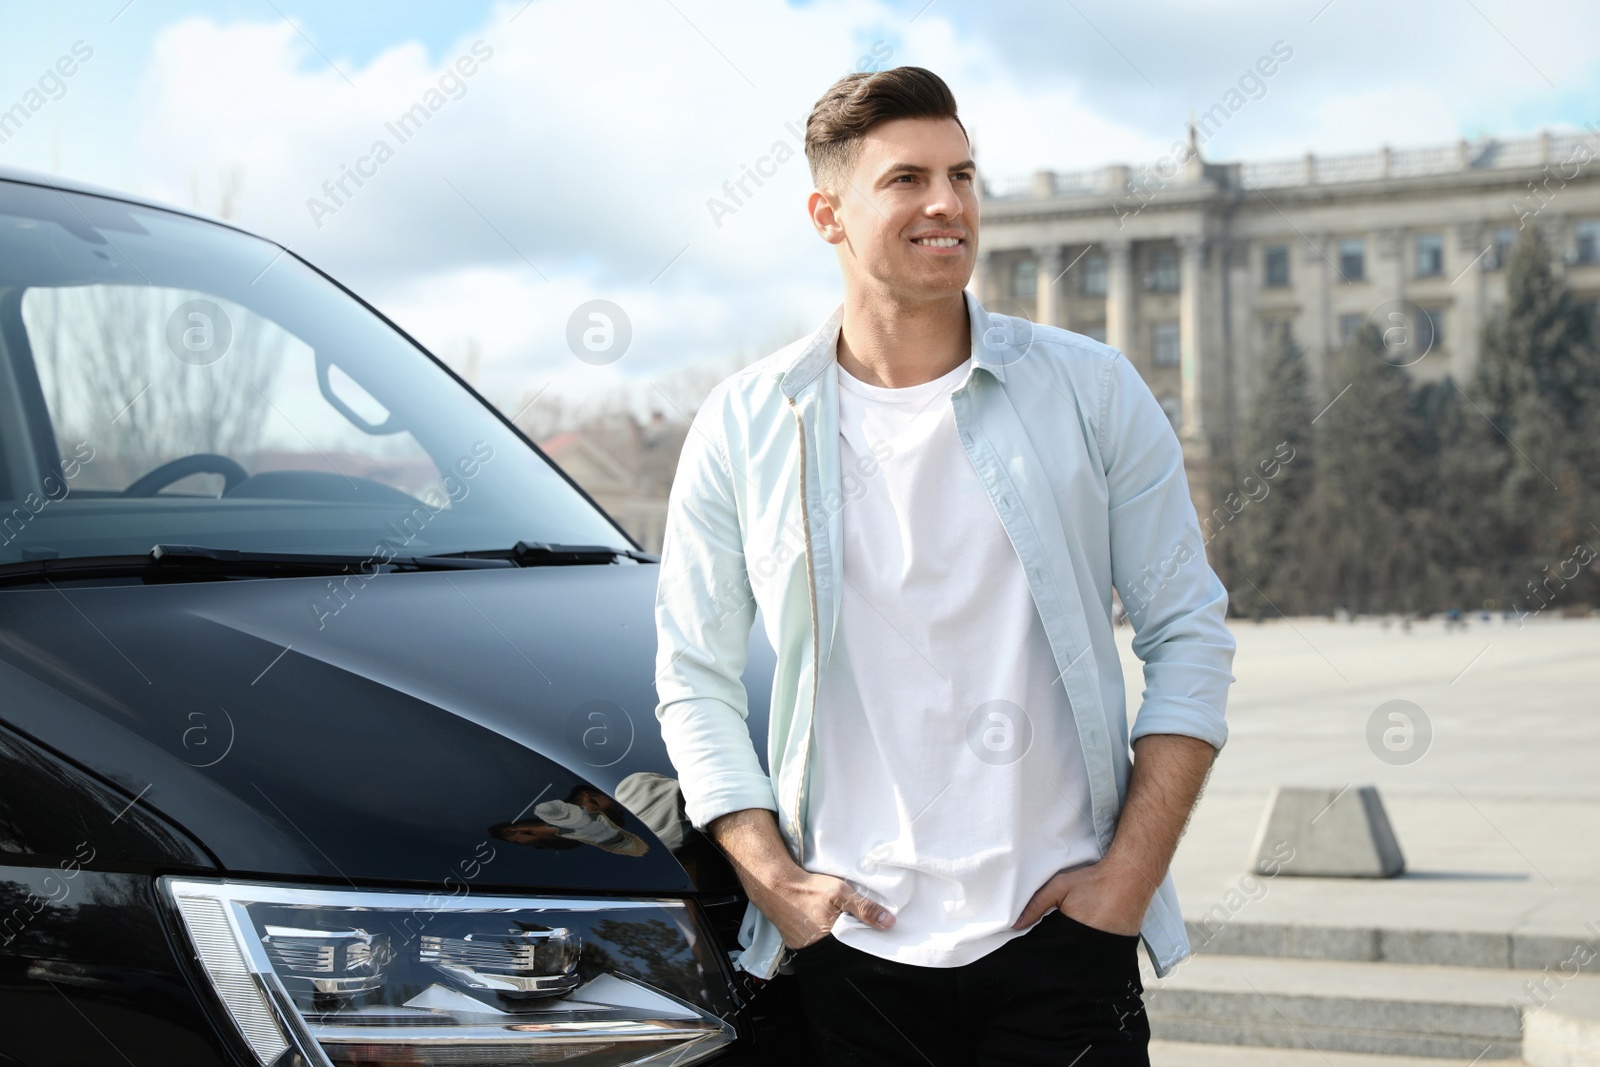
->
[880, 158, 978, 177]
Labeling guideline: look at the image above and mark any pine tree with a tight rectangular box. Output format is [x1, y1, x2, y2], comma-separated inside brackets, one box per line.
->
[1472, 225, 1600, 610]
[1418, 379, 1510, 611]
[1302, 323, 1416, 615]
[1227, 330, 1314, 618]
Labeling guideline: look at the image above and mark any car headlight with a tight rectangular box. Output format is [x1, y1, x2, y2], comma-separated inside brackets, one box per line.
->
[162, 877, 737, 1067]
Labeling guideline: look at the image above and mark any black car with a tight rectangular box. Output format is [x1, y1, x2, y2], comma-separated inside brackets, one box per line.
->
[0, 165, 809, 1066]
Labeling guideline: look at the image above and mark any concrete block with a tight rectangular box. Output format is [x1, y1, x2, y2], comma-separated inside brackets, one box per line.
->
[1249, 784, 1405, 878]
[1524, 1009, 1600, 1067]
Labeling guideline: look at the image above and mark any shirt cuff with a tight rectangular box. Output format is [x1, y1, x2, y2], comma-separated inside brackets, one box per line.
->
[1127, 696, 1229, 751]
[682, 772, 780, 833]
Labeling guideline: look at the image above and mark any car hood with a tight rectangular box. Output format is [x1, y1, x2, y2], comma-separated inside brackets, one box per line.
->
[0, 564, 774, 894]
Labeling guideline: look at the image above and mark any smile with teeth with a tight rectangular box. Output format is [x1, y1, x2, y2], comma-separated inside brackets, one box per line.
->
[912, 236, 963, 247]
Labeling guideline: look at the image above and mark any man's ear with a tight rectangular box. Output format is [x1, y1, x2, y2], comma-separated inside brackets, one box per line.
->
[809, 189, 846, 245]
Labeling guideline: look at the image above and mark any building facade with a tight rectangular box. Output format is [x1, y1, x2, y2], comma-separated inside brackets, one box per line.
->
[975, 127, 1600, 511]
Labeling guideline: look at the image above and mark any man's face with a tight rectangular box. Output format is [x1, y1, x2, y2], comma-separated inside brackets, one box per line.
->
[815, 115, 979, 300]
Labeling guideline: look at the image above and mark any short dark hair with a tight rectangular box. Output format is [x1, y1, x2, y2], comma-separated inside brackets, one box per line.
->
[804, 66, 968, 194]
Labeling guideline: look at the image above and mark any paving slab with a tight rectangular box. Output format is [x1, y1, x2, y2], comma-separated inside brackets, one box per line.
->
[1150, 1040, 1529, 1066]
[1112, 617, 1600, 951]
[1152, 1043, 1523, 1067]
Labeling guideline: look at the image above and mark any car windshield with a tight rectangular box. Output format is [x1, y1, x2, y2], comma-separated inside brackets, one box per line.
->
[0, 179, 631, 566]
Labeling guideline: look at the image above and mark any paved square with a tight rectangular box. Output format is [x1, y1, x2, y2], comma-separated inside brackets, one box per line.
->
[1114, 615, 1600, 939]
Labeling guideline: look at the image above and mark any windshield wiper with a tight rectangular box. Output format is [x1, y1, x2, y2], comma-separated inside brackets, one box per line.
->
[150, 544, 518, 572]
[0, 544, 516, 587]
[0, 541, 658, 587]
[423, 541, 659, 567]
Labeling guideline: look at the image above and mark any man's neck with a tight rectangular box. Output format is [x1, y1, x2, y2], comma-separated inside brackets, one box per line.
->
[836, 288, 969, 389]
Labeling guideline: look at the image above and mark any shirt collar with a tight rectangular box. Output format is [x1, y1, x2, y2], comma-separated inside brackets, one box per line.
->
[778, 287, 1011, 398]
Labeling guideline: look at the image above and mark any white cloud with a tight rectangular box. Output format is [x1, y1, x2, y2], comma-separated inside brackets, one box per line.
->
[95, 0, 1600, 415]
[127, 1, 944, 411]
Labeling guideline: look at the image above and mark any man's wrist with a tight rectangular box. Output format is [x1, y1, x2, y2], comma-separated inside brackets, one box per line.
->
[708, 808, 805, 886]
[1095, 849, 1162, 900]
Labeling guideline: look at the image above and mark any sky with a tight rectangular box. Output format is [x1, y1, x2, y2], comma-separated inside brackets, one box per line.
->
[3, 0, 1599, 420]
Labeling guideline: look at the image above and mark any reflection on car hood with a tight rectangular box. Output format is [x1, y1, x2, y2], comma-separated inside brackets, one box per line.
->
[0, 565, 774, 894]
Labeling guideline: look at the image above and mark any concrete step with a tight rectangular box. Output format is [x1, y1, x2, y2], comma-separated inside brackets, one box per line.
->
[1150, 1040, 1530, 1066]
[1186, 918, 1600, 971]
[1141, 952, 1600, 1061]
[1525, 1007, 1600, 1067]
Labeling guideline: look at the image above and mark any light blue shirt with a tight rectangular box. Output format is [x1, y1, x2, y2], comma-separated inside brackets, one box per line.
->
[654, 286, 1237, 981]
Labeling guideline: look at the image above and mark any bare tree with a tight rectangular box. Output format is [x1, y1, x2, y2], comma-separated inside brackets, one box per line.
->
[27, 286, 286, 488]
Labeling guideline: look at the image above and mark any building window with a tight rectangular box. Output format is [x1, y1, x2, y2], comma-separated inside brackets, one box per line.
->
[1153, 321, 1181, 366]
[1011, 258, 1036, 301]
[1577, 220, 1600, 265]
[1487, 226, 1517, 271]
[1159, 395, 1182, 430]
[1146, 248, 1179, 292]
[1416, 233, 1443, 277]
[1264, 245, 1290, 288]
[1339, 313, 1365, 344]
[1082, 253, 1107, 296]
[1338, 238, 1365, 282]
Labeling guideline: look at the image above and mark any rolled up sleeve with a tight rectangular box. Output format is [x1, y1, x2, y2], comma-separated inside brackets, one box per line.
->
[653, 393, 778, 831]
[1099, 352, 1236, 752]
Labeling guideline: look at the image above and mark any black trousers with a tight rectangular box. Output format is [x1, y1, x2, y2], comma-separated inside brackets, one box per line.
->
[788, 909, 1150, 1066]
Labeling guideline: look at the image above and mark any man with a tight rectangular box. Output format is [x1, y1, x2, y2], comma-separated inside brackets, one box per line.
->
[654, 66, 1235, 1065]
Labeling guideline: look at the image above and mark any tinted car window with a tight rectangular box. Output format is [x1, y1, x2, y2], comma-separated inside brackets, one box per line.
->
[0, 180, 629, 564]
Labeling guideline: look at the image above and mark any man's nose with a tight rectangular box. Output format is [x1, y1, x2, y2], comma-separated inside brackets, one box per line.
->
[924, 177, 965, 220]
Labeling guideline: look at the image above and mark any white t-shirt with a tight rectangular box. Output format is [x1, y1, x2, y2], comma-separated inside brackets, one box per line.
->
[800, 353, 1101, 968]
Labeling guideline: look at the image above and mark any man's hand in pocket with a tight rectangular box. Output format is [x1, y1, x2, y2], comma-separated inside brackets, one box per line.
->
[765, 869, 895, 950]
[1012, 858, 1152, 936]
[707, 808, 895, 950]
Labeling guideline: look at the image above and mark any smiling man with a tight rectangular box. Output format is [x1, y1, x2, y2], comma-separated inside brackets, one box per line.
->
[654, 66, 1236, 1065]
